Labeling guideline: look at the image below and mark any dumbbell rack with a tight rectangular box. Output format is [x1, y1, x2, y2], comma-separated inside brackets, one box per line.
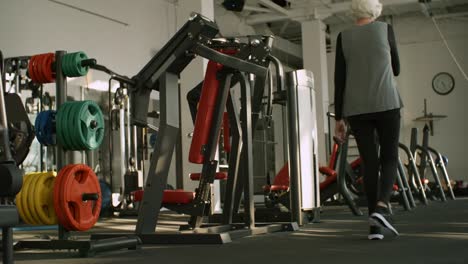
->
[14, 50, 140, 257]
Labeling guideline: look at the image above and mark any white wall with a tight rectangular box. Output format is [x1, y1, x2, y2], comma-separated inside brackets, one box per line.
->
[328, 15, 468, 181]
[1, 0, 179, 188]
[0, 0, 176, 85]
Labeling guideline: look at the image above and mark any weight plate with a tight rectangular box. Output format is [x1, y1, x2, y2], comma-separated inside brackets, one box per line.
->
[20, 173, 40, 225]
[27, 172, 45, 225]
[54, 165, 76, 231]
[56, 164, 101, 231]
[35, 54, 47, 83]
[16, 173, 33, 225]
[63, 102, 79, 150]
[71, 101, 88, 150]
[35, 111, 56, 146]
[77, 101, 104, 150]
[62, 52, 73, 78]
[57, 102, 77, 150]
[75, 52, 89, 76]
[42, 53, 55, 83]
[33, 172, 57, 225]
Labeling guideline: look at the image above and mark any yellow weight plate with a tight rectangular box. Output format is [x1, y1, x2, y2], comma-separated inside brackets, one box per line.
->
[27, 172, 45, 225]
[17, 173, 40, 225]
[21, 172, 41, 225]
[33, 172, 57, 225]
[16, 174, 30, 224]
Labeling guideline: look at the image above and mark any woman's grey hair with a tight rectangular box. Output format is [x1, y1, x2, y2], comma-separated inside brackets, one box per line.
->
[350, 0, 383, 19]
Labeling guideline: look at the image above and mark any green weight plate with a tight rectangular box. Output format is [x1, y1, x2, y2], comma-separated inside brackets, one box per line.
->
[69, 52, 79, 77]
[75, 52, 89, 76]
[71, 101, 88, 150]
[67, 101, 84, 150]
[59, 102, 74, 150]
[61, 102, 79, 150]
[66, 53, 77, 78]
[77, 101, 104, 150]
[63, 53, 75, 78]
[60, 54, 69, 77]
[56, 103, 67, 149]
[61, 53, 72, 78]
[62, 52, 89, 77]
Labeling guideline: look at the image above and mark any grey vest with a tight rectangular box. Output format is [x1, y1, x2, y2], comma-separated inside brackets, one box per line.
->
[341, 21, 402, 117]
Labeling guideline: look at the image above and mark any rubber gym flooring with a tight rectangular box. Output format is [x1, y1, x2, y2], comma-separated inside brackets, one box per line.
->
[10, 197, 468, 264]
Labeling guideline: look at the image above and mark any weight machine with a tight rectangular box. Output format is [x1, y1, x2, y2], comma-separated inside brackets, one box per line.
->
[91, 13, 301, 244]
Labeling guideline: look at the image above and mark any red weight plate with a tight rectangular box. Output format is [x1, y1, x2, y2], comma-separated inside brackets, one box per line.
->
[42, 53, 55, 83]
[33, 54, 46, 83]
[54, 165, 76, 231]
[60, 164, 101, 231]
[29, 55, 41, 83]
[37, 54, 49, 83]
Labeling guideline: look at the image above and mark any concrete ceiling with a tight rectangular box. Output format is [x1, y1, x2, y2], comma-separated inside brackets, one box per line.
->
[220, 0, 468, 44]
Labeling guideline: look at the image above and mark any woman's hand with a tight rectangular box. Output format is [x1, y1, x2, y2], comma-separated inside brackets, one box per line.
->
[334, 119, 347, 144]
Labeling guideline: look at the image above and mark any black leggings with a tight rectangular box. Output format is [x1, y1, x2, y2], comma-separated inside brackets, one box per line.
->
[348, 109, 401, 215]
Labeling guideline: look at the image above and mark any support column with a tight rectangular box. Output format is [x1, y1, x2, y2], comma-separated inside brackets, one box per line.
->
[301, 19, 329, 166]
[176, 0, 215, 193]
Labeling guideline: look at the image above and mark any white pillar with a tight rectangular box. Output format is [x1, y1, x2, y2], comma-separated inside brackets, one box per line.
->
[176, 0, 215, 192]
[301, 19, 330, 165]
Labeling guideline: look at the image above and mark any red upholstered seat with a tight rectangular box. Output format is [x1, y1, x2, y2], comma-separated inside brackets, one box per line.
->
[270, 185, 289, 191]
[189, 172, 228, 181]
[320, 174, 337, 189]
[162, 190, 195, 204]
[319, 166, 338, 189]
[131, 189, 195, 204]
[319, 166, 337, 177]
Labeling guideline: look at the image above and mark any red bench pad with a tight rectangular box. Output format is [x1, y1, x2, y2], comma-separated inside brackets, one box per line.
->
[190, 172, 227, 181]
[132, 189, 195, 204]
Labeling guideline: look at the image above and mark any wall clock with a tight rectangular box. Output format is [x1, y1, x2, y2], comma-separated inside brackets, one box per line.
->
[432, 72, 455, 95]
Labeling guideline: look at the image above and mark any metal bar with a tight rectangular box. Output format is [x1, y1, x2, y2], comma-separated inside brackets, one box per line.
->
[189, 72, 233, 228]
[239, 74, 255, 229]
[0, 70, 12, 162]
[243, 5, 273, 13]
[2, 227, 13, 264]
[416, 145, 447, 202]
[135, 72, 179, 234]
[55, 50, 70, 240]
[285, 71, 302, 224]
[427, 147, 456, 200]
[398, 158, 416, 208]
[192, 44, 267, 76]
[336, 136, 363, 216]
[119, 103, 127, 198]
[395, 164, 411, 211]
[258, 0, 291, 15]
[399, 143, 428, 205]
[222, 91, 243, 225]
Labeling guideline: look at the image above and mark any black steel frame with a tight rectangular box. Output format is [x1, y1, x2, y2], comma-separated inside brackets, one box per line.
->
[91, 14, 297, 244]
[13, 51, 141, 257]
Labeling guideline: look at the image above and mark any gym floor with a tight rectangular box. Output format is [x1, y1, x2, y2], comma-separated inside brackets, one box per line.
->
[13, 198, 468, 264]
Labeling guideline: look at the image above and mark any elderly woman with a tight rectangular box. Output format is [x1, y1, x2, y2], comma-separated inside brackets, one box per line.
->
[334, 0, 402, 240]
